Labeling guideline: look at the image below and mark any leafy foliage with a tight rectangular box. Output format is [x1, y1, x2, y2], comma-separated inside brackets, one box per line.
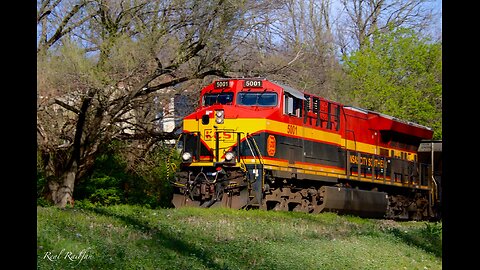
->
[341, 27, 442, 139]
[73, 141, 178, 208]
[127, 143, 180, 208]
[73, 142, 127, 206]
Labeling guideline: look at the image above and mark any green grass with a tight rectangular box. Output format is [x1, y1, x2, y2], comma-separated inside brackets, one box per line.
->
[37, 205, 442, 270]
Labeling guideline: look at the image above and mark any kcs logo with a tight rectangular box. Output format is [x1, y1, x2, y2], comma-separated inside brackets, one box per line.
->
[267, 135, 276, 156]
[204, 129, 234, 141]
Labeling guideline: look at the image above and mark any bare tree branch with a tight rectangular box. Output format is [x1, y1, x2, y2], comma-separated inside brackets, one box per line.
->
[54, 99, 80, 114]
[37, 2, 90, 53]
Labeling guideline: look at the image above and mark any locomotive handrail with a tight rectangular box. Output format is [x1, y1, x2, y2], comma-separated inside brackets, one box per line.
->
[236, 132, 249, 174]
[249, 134, 264, 166]
[244, 134, 257, 159]
[244, 133, 263, 183]
[246, 135, 257, 182]
[431, 175, 438, 202]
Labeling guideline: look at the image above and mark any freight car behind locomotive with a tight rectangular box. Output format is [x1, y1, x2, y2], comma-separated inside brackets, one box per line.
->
[171, 78, 439, 220]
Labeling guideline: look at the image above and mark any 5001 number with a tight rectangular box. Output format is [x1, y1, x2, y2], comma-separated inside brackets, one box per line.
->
[214, 81, 229, 88]
[287, 124, 297, 135]
[243, 80, 262, 88]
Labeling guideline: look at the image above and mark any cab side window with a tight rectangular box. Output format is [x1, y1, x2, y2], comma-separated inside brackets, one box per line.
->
[284, 94, 303, 117]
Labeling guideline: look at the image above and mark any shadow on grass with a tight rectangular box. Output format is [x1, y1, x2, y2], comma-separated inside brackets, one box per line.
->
[89, 207, 228, 269]
[387, 225, 442, 258]
[268, 209, 443, 258]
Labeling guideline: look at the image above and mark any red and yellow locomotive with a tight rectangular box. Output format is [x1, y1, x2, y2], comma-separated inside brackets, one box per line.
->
[171, 78, 438, 220]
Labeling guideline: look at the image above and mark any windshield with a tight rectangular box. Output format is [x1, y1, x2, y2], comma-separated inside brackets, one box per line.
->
[237, 92, 278, 106]
[202, 92, 234, 106]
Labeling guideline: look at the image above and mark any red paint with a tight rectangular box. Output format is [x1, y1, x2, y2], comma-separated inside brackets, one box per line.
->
[185, 79, 433, 154]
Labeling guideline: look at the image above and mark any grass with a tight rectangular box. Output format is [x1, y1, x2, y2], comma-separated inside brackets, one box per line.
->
[37, 205, 442, 270]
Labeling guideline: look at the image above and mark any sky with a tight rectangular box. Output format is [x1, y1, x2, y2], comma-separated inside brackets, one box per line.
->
[332, 0, 442, 38]
[430, 0, 442, 39]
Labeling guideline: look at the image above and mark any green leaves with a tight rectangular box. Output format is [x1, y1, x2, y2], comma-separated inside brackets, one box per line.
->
[342, 28, 442, 139]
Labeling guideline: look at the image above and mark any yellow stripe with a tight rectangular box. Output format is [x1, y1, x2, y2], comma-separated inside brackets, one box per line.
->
[259, 157, 345, 174]
[186, 118, 386, 156]
[184, 117, 426, 189]
[186, 118, 418, 158]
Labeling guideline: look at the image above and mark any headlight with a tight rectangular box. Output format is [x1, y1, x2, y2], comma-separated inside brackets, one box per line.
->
[182, 152, 192, 161]
[215, 110, 224, 124]
[225, 151, 235, 161]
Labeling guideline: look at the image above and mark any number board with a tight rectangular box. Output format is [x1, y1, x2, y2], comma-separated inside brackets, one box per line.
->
[214, 80, 230, 89]
[243, 80, 263, 88]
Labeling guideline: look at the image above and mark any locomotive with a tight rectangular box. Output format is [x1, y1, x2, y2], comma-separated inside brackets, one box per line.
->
[170, 78, 439, 220]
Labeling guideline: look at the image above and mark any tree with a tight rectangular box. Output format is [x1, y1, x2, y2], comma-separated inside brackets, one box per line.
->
[269, 0, 339, 98]
[37, 0, 95, 54]
[227, 0, 340, 99]
[341, 27, 442, 138]
[336, 0, 439, 54]
[37, 0, 265, 207]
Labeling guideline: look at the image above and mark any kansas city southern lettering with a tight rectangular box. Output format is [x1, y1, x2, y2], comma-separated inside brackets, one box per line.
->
[349, 154, 385, 168]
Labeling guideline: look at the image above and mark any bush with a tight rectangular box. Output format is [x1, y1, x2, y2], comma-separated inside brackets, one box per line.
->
[126, 144, 179, 208]
[423, 221, 442, 238]
[74, 199, 96, 209]
[89, 187, 122, 206]
[74, 144, 128, 206]
[73, 140, 178, 209]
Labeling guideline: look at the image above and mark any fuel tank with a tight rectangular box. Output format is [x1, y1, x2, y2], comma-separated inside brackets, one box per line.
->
[318, 186, 388, 218]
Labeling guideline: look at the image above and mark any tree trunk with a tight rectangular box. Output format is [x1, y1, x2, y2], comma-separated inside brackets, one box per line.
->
[48, 161, 77, 208]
